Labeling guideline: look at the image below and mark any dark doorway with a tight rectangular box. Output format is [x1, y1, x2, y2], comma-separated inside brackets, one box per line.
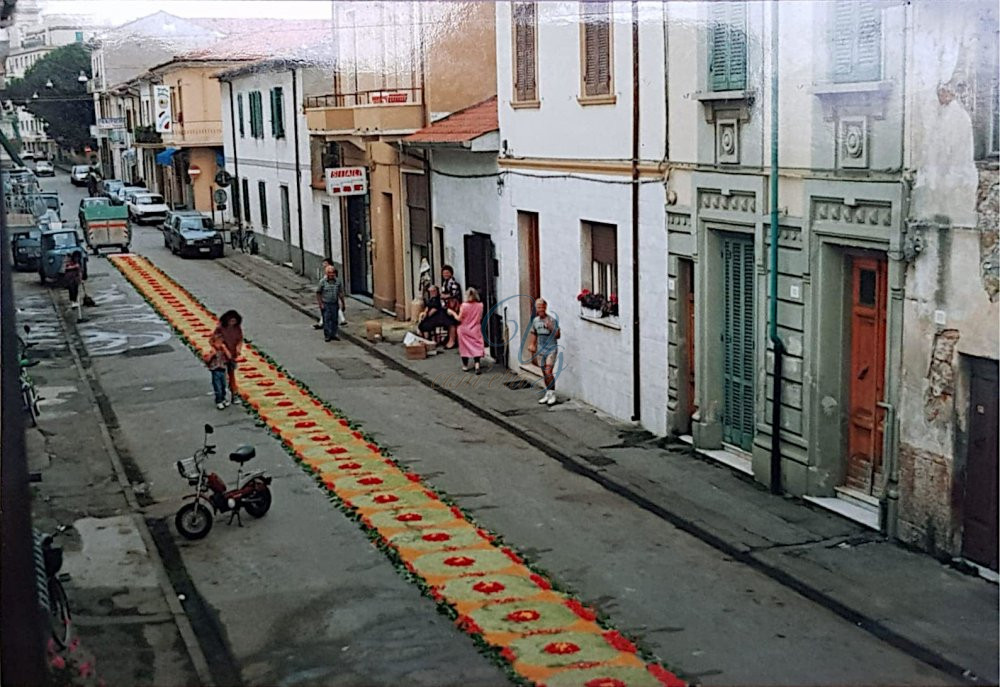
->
[962, 357, 998, 571]
[464, 233, 504, 367]
[346, 195, 371, 296]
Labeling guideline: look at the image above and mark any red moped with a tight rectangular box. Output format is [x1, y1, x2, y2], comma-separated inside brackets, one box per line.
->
[175, 424, 272, 540]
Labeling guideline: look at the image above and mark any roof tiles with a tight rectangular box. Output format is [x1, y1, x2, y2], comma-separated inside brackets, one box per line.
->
[405, 96, 498, 144]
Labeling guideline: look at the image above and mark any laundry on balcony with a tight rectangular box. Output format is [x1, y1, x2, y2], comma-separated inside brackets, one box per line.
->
[156, 147, 180, 166]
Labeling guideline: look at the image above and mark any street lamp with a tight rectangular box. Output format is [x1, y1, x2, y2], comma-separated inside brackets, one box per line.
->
[77, 71, 88, 84]
[44, 79, 53, 89]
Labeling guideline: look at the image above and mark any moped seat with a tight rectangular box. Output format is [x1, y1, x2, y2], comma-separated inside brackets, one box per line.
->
[229, 445, 255, 464]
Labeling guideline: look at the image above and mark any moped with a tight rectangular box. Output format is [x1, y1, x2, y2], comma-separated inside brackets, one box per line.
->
[175, 424, 272, 540]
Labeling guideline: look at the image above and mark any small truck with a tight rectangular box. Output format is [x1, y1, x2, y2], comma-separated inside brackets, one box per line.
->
[80, 201, 130, 254]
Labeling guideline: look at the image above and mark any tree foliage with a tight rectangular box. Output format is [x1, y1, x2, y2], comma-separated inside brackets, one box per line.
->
[3, 43, 95, 151]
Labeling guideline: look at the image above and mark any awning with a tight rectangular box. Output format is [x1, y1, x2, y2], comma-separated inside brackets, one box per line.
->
[155, 147, 180, 166]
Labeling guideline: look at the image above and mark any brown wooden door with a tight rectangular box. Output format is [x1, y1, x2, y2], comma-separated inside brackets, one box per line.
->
[517, 211, 541, 365]
[526, 216, 540, 306]
[962, 358, 998, 571]
[683, 260, 696, 421]
[845, 256, 888, 495]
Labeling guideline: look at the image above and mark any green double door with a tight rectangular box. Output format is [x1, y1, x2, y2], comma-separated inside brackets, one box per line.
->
[722, 234, 755, 451]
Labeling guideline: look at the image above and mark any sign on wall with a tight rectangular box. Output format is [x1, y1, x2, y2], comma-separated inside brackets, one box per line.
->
[96, 117, 126, 130]
[325, 167, 367, 197]
[153, 85, 172, 133]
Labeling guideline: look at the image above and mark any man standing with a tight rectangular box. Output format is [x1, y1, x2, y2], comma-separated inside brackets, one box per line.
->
[313, 257, 333, 330]
[316, 264, 346, 342]
[527, 297, 561, 406]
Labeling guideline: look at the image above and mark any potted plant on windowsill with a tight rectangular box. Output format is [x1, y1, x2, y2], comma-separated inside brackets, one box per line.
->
[577, 289, 608, 319]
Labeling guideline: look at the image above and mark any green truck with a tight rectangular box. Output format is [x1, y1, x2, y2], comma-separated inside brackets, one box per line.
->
[80, 201, 130, 254]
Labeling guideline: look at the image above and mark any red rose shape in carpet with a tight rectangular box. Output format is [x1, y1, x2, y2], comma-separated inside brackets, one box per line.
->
[506, 609, 541, 623]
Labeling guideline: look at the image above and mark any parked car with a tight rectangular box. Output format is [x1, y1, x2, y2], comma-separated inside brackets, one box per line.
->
[101, 179, 125, 204]
[118, 185, 146, 205]
[166, 213, 222, 258]
[78, 196, 110, 226]
[34, 160, 54, 176]
[21, 151, 34, 161]
[161, 209, 206, 246]
[127, 192, 168, 225]
[70, 165, 91, 186]
[38, 192, 62, 220]
[38, 224, 88, 285]
[10, 226, 41, 271]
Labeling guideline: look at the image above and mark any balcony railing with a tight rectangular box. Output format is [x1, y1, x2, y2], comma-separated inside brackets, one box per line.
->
[163, 120, 223, 146]
[304, 88, 424, 134]
[133, 125, 162, 145]
[304, 87, 423, 110]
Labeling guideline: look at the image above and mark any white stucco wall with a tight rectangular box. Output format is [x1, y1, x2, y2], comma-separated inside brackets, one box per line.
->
[497, 173, 668, 433]
[427, 148, 501, 291]
[220, 67, 342, 266]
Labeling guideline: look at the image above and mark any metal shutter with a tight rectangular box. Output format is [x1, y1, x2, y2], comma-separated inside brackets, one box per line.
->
[590, 223, 617, 265]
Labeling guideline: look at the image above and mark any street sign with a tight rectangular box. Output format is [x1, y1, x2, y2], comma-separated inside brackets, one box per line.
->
[214, 169, 233, 187]
[188, 164, 201, 177]
[153, 85, 172, 133]
[213, 189, 227, 205]
[325, 166, 367, 197]
[96, 117, 125, 130]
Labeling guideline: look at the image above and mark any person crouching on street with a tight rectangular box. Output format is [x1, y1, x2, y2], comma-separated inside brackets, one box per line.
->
[206, 331, 231, 409]
[214, 309, 244, 404]
[316, 264, 346, 342]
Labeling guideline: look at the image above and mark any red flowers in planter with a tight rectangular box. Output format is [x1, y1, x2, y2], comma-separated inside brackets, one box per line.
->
[578, 289, 619, 317]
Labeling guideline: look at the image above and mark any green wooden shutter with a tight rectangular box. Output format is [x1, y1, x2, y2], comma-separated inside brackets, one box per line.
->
[269, 89, 276, 136]
[709, 2, 747, 92]
[832, 0, 881, 83]
[237, 94, 244, 137]
[723, 234, 754, 450]
[273, 87, 285, 138]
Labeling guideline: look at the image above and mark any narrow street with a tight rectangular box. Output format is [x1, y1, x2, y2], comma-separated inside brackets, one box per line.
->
[18, 169, 992, 686]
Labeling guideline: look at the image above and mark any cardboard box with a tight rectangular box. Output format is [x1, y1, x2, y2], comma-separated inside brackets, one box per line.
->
[405, 344, 427, 360]
[365, 320, 383, 342]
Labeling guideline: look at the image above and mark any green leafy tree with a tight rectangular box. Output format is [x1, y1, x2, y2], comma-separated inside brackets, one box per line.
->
[3, 43, 95, 151]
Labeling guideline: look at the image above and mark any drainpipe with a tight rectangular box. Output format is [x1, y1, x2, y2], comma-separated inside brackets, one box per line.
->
[227, 81, 242, 234]
[631, 0, 642, 422]
[768, 0, 785, 495]
[292, 67, 306, 275]
[662, 1, 669, 161]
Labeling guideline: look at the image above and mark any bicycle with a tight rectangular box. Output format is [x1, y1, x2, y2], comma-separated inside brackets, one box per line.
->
[35, 526, 72, 649]
[18, 325, 40, 427]
[230, 226, 258, 255]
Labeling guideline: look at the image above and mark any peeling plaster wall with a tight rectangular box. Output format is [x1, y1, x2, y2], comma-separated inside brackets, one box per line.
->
[897, 0, 999, 555]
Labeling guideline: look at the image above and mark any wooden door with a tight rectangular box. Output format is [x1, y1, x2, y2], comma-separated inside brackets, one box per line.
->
[962, 358, 998, 571]
[845, 256, 888, 495]
[464, 233, 504, 366]
[686, 262, 696, 420]
[517, 211, 540, 366]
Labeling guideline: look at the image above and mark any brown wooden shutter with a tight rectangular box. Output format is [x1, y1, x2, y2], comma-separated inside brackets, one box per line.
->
[591, 222, 617, 264]
[514, 2, 537, 102]
[584, 1, 611, 96]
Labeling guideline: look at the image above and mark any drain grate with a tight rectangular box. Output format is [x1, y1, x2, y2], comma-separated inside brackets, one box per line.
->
[503, 379, 534, 390]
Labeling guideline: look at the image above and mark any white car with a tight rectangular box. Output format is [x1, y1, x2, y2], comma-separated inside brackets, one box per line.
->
[34, 160, 54, 176]
[127, 192, 169, 225]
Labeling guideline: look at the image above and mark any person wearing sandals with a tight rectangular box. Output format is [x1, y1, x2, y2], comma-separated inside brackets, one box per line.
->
[214, 309, 244, 405]
[448, 287, 484, 374]
[417, 285, 457, 340]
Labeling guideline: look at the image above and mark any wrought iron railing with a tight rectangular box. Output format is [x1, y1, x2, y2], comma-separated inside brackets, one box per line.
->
[133, 125, 161, 144]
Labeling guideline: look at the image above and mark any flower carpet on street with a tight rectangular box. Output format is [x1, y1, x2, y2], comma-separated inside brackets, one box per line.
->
[109, 254, 685, 687]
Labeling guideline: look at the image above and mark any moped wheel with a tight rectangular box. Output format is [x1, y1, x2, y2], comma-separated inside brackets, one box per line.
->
[242, 480, 271, 518]
[48, 577, 72, 649]
[22, 386, 38, 427]
[175, 503, 213, 540]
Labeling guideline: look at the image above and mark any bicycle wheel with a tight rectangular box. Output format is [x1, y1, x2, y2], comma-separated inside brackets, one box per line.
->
[48, 577, 72, 649]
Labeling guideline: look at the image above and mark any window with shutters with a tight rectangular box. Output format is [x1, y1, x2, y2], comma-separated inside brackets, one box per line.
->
[580, 1, 613, 100]
[830, 0, 882, 84]
[241, 178, 251, 222]
[237, 93, 245, 138]
[270, 87, 285, 139]
[708, 1, 747, 92]
[512, 2, 538, 104]
[258, 180, 268, 228]
[248, 91, 264, 139]
[583, 221, 618, 299]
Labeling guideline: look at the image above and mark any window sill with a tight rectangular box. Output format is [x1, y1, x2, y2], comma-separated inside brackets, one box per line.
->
[812, 80, 891, 97]
[580, 309, 621, 329]
[577, 94, 617, 106]
[510, 99, 541, 110]
[694, 89, 755, 103]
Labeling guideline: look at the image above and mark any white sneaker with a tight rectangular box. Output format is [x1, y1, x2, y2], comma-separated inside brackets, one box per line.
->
[546, 391, 557, 406]
[537, 393, 549, 405]
[216, 402, 225, 410]
[222, 399, 231, 408]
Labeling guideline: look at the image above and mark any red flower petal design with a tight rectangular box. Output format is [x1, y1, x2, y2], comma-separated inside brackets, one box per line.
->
[366, 443, 380, 453]
[602, 630, 638, 654]
[472, 580, 506, 594]
[326, 446, 348, 454]
[530, 574, 552, 590]
[647, 664, 686, 687]
[265, 391, 284, 397]
[276, 400, 293, 407]
[287, 410, 307, 417]
[584, 680, 628, 687]
[501, 547, 523, 565]
[543, 641, 581, 655]
[506, 609, 540, 623]
[565, 599, 597, 622]
[294, 421, 317, 429]
[405, 473, 421, 483]
[422, 532, 451, 542]
[501, 647, 517, 663]
[444, 556, 476, 567]
[396, 512, 423, 522]
[338, 462, 362, 470]
[373, 493, 399, 504]
[359, 477, 383, 486]
[309, 434, 331, 442]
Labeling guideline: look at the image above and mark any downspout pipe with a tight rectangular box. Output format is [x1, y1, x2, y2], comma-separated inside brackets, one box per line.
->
[768, 0, 785, 495]
[631, 0, 642, 422]
[227, 81, 242, 234]
[292, 68, 306, 275]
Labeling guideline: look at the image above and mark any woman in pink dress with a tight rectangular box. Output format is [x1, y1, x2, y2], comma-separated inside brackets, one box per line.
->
[448, 287, 485, 375]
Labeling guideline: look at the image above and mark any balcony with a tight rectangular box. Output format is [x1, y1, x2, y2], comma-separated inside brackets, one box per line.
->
[304, 88, 424, 136]
[133, 125, 162, 146]
[163, 120, 223, 147]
